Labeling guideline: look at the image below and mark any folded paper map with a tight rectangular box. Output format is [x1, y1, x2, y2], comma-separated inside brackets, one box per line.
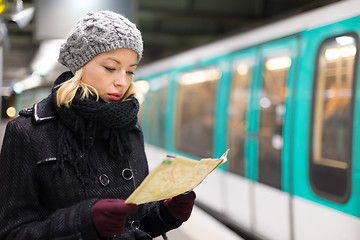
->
[125, 149, 229, 205]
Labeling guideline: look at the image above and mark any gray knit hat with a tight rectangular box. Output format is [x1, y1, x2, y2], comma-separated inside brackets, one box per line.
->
[58, 10, 143, 73]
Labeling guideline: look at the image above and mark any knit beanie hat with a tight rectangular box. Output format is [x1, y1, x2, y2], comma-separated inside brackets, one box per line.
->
[58, 10, 143, 73]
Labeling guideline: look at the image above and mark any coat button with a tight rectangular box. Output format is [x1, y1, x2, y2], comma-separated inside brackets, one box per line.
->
[99, 174, 110, 186]
[130, 220, 140, 229]
[122, 168, 133, 181]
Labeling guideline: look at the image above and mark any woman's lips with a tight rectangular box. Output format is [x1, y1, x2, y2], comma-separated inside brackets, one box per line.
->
[108, 93, 122, 101]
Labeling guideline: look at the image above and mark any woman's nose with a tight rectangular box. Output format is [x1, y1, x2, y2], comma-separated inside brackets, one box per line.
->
[114, 72, 127, 86]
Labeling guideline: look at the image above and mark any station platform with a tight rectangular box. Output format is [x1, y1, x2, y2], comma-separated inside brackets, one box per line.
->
[154, 206, 244, 240]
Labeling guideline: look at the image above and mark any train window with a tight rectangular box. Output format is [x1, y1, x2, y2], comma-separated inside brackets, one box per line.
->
[258, 55, 291, 189]
[174, 67, 220, 158]
[227, 60, 253, 176]
[159, 81, 168, 148]
[148, 78, 168, 147]
[310, 34, 358, 203]
[148, 87, 157, 145]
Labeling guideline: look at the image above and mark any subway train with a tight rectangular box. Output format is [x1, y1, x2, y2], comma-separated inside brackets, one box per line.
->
[131, 1, 360, 240]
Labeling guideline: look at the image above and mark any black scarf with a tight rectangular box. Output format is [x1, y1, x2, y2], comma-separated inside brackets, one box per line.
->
[51, 72, 139, 184]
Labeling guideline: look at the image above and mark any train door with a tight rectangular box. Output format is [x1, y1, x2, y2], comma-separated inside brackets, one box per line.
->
[250, 36, 299, 240]
[292, 16, 360, 240]
[221, 47, 257, 230]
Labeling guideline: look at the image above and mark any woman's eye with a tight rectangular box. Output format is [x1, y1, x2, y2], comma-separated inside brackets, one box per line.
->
[104, 66, 115, 72]
[127, 71, 135, 76]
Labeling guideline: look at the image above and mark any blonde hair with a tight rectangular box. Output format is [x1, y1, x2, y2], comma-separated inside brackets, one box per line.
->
[56, 68, 136, 108]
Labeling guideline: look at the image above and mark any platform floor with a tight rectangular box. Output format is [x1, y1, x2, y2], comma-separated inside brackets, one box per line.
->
[154, 206, 244, 240]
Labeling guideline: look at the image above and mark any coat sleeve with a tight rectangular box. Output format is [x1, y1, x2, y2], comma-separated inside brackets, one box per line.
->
[0, 120, 99, 240]
[139, 201, 182, 238]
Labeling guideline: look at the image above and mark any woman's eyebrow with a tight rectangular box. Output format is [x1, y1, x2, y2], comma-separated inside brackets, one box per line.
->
[106, 58, 137, 67]
[106, 57, 120, 64]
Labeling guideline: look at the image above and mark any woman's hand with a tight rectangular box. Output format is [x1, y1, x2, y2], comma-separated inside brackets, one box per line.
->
[163, 191, 196, 222]
[91, 199, 138, 238]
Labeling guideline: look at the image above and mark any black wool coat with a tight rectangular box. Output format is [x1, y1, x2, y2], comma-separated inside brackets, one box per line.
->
[0, 95, 181, 240]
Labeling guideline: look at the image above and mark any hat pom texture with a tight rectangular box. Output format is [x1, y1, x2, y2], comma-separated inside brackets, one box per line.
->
[58, 10, 143, 73]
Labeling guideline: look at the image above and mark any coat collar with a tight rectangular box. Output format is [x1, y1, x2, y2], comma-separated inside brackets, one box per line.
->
[32, 71, 73, 122]
[33, 95, 57, 122]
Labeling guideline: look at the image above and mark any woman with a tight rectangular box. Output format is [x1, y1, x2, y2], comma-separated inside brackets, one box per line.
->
[0, 10, 196, 240]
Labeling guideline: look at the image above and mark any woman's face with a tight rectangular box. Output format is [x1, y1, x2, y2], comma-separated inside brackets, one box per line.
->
[82, 48, 138, 103]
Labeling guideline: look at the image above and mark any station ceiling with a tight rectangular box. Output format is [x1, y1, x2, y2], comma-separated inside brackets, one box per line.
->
[3, 0, 342, 85]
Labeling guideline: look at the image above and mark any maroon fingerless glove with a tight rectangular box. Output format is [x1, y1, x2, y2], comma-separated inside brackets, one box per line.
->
[90, 199, 138, 238]
[163, 191, 196, 222]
